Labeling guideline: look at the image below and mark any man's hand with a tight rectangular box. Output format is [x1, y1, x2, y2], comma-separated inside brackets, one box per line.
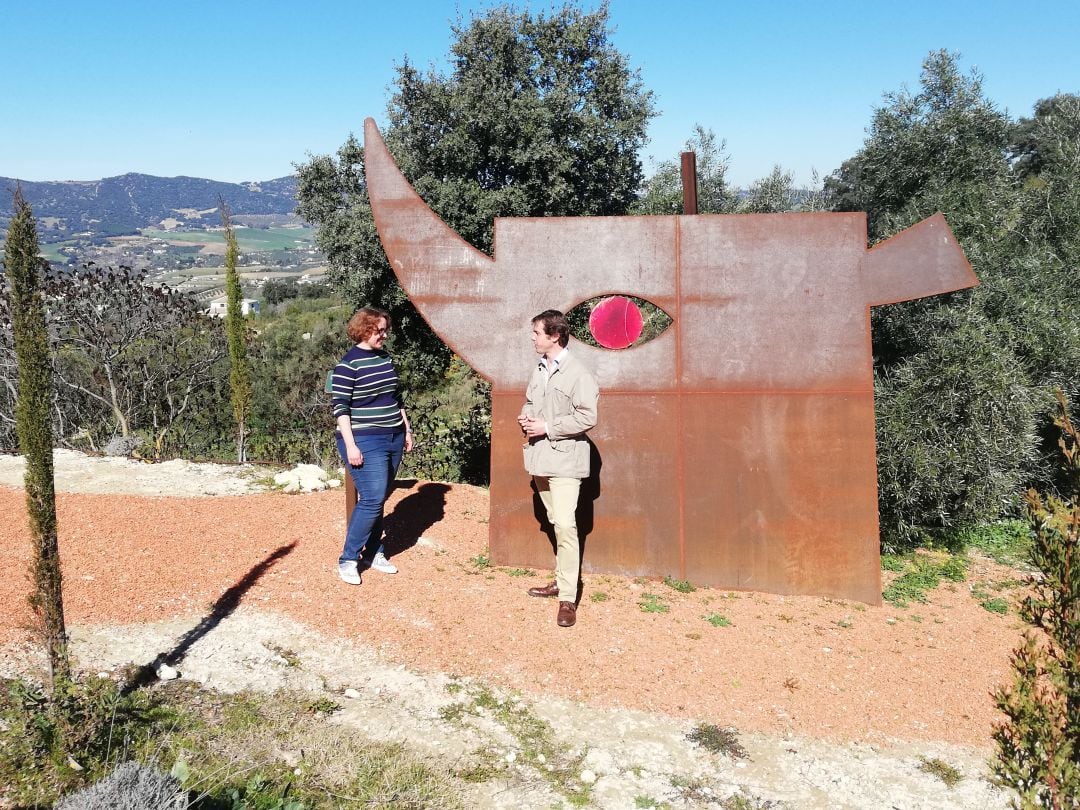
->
[345, 444, 363, 466]
[522, 416, 547, 438]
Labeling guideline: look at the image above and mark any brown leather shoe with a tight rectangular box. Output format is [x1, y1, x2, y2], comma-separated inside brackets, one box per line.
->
[557, 601, 577, 627]
[527, 580, 559, 598]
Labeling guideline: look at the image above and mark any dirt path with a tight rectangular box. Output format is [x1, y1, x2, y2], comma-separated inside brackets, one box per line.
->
[0, 451, 1021, 808]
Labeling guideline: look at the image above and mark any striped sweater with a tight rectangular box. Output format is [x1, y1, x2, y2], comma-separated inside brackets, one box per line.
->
[331, 346, 404, 434]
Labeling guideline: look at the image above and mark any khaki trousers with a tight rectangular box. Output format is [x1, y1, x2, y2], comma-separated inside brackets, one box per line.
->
[533, 475, 582, 600]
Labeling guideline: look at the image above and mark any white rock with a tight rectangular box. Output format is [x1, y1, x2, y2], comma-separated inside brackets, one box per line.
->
[343, 688, 361, 699]
[580, 769, 597, 784]
[273, 464, 331, 492]
[156, 663, 180, 680]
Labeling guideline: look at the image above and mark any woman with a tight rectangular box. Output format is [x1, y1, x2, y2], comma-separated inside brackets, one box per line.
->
[331, 306, 414, 584]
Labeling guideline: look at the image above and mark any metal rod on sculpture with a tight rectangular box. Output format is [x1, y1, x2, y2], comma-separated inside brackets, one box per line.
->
[681, 151, 698, 215]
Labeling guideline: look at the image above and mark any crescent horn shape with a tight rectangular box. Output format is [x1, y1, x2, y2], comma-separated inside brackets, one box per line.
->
[364, 117, 494, 289]
[364, 118, 516, 379]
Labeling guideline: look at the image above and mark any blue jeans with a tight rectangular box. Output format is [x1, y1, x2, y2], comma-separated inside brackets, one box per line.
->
[336, 430, 405, 564]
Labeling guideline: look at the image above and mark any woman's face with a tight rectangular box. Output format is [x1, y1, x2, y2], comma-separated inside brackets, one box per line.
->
[365, 317, 389, 349]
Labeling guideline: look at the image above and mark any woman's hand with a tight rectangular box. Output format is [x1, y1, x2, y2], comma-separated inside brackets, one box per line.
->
[346, 444, 363, 466]
[404, 431, 415, 453]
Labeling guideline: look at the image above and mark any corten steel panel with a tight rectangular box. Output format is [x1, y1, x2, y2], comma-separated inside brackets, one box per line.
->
[490, 392, 682, 577]
[364, 119, 978, 604]
[680, 393, 881, 603]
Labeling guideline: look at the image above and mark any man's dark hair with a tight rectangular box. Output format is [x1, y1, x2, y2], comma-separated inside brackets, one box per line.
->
[532, 309, 570, 347]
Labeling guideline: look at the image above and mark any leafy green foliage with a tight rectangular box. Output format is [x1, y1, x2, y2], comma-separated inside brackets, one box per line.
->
[638, 593, 670, 614]
[824, 51, 1080, 549]
[663, 576, 696, 593]
[994, 393, 1080, 807]
[939, 520, 1032, 566]
[399, 357, 490, 485]
[704, 613, 731, 628]
[739, 165, 797, 213]
[2, 188, 68, 682]
[882, 552, 968, 607]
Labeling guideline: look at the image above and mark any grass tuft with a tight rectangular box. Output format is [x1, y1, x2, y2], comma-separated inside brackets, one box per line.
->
[663, 576, 696, 593]
[638, 594, 670, 614]
[686, 723, 747, 759]
[918, 756, 963, 787]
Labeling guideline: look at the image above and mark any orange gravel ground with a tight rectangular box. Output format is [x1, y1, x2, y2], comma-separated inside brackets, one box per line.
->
[0, 482, 1023, 748]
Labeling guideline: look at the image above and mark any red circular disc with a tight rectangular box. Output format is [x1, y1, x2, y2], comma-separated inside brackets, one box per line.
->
[589, 296, 644, 349]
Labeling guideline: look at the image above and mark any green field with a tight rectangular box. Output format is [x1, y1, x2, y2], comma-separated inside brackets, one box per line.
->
[142, 227, 315, 252]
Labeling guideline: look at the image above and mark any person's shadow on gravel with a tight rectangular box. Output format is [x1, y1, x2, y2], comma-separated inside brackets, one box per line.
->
[122, 541, 297, 695]
[382, 481, 450, 559]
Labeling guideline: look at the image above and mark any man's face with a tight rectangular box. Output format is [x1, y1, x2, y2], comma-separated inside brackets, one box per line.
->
[531, 321, 559, 357]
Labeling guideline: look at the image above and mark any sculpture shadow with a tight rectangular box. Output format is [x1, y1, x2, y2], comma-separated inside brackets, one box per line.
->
[382, 481, 451, 558]
[530, 441, 602, 604]
[122, 541, 297, 695]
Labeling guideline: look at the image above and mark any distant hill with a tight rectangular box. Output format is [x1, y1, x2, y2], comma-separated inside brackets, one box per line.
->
[0, 173, 299, 241]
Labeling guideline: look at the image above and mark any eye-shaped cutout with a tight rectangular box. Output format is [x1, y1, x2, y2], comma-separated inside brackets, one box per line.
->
[567, 295, 673, 350]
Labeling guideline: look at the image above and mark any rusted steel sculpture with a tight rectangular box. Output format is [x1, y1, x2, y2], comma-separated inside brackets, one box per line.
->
[364, 118, 977, 603]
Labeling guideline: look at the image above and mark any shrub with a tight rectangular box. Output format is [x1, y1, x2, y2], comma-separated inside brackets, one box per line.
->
[994, 392, 1080, 807]
[54, 761, 186, 810]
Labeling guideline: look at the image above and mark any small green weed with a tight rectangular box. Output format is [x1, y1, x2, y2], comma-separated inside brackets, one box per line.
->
[670, 774, 717, 804]
[704, 613, 731, 627]
[881, 554, 906, 572]
[304, 696, 340, 715]
[686, 723, 747, 759]
[721, 792, 779, 809]
[663, 576, 696, 593]
[981, 597, 1009, 614]
[882, 552, 969, 607]
[919, 756, 963, 787]
[469, 553, 491, 569]
[502, 568, 530, 577]
[590, 591, 610, 603]
[638, 593, 670, 614]
[835, 618, 853, 629]
[265, 642, 301, 668]
[635, 796, 668, 809]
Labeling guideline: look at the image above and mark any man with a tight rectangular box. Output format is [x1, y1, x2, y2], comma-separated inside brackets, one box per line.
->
[518, 309, 600, 627]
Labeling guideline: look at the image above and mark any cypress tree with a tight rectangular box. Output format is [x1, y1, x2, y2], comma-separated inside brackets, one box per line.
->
[4, 187, 69, 682]
[220, 201, 250, 463]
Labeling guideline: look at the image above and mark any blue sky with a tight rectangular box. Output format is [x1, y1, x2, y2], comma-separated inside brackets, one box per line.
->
[3, 0, 1077, 188]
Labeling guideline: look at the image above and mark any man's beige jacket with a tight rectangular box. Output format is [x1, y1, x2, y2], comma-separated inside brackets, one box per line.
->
[520, 351, 599, 479]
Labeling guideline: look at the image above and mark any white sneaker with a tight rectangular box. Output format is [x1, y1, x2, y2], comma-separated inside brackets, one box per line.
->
[369, 551, 398, 574]
[338, 560, 361, 585]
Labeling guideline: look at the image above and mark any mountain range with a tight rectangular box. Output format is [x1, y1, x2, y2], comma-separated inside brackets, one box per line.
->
[0, 173, 299, 241]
